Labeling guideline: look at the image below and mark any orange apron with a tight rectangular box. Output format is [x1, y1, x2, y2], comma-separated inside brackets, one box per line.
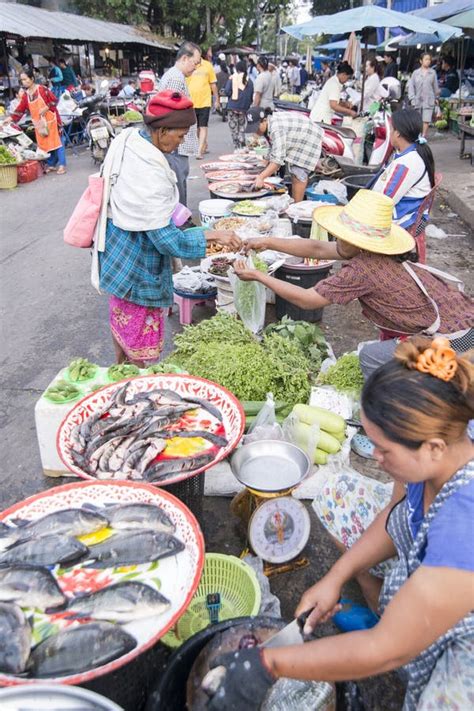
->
[28, 89, 62, 153]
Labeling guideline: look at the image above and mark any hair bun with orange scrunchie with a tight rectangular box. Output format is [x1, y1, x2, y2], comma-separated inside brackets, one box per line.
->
[415, 337, 458, 382]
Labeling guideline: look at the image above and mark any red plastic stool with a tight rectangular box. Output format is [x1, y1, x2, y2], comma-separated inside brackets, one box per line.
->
[171, 291, 217, 325]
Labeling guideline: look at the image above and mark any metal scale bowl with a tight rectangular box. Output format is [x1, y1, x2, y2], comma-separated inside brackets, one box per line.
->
[230, 441, 312, 576]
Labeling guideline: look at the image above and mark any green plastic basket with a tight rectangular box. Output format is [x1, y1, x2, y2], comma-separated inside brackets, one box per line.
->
[162, 553, 261, 648]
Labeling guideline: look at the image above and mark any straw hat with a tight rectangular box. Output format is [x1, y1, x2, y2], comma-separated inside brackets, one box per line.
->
[313, 190, 416, 255]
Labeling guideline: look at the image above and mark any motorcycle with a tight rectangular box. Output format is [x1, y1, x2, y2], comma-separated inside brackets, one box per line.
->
[218, 90, 228, 122]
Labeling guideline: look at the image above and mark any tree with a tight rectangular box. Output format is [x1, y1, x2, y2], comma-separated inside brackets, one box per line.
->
[311, 0, 363, 15]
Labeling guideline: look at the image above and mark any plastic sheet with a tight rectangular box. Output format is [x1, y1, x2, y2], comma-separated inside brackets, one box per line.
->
[229, 255, 266, 334]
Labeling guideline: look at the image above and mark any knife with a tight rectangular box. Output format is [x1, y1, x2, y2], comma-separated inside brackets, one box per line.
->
[260, 608, 316, 648]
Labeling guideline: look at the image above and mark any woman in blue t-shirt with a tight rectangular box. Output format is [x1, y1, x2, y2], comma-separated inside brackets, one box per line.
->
[205, 337, 474, 711]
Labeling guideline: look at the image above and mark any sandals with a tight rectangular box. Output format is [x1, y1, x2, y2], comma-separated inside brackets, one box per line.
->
[44, 166, 57, 174]
[57, 166, 67, 175]
[351, 433, 375, 459]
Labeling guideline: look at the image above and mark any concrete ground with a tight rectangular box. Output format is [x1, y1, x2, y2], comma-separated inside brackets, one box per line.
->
[0, 115, 472, 709]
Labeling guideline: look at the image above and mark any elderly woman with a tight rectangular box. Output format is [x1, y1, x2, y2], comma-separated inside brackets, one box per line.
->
[206, 337, 474, 710]
[96, 91, 240, 366]
[407, 53, 439, 137]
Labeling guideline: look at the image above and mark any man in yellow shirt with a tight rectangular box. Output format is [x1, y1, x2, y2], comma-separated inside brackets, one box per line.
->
[186, 53, 220, 159]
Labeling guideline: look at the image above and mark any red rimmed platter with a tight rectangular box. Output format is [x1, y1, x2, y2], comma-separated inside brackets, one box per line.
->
[0, 480, 204, 687]
[57, 374, 244, 486]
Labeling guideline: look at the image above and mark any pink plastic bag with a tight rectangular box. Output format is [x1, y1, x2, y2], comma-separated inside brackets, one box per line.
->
[63, 174, 104, 248]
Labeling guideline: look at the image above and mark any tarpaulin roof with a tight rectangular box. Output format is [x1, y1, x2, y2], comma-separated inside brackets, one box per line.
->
[318, 39, 376, 50]
[444, 10, 474, 30]
[411, 0, 472, 22]
[282, 6, 463, 42]
[0, 3, 176, 50]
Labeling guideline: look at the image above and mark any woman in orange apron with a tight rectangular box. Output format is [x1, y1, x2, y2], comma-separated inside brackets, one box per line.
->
[10, 68, 66, 175]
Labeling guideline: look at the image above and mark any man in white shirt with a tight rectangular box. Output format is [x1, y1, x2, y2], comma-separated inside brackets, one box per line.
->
[310, 61, 357, 125]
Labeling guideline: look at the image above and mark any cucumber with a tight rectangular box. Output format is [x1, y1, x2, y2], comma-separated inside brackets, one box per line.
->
[292, 404, 345, 434]
[240, 400, 289, 416]
[314, 449, 328, 465]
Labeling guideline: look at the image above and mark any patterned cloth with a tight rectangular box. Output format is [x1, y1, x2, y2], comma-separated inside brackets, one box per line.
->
[157, 66, 198, 157]
[228, 110, 247, 148]
[99, 219, 206, 308]
[109, 296, 164, 363]
[379, 460, 474, 710]
[315, 252, 474, 334]
[267, 112, 323, 173]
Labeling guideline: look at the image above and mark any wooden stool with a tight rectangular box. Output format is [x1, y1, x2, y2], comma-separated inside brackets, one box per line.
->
[171, 290, 217, 325]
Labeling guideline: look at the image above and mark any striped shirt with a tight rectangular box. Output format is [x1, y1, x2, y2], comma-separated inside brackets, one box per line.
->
[157, 66, 198, 157]
[99, 220, 206, 308]
[267, 112, 323, 173]
[372, 145, 432, 229]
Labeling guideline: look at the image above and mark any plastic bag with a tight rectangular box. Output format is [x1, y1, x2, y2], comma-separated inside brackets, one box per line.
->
[36, 116, 49, 137]
[243, 393, 284, 443]
[173, 265, 215, 294]
[229, 254, 266, 334]
[312, 180, 348, 205]
[282, 412, 320, 462]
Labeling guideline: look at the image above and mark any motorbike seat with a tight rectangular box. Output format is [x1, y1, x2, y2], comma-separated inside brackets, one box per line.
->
[315, 122, 357, 140]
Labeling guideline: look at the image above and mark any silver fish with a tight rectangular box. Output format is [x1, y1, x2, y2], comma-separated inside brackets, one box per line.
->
[66, 581, 170, 623]
[182, 396, 223, 422]
[28, 621, 136, 678]
[0, 534, 88, 567]
[1, 508, 108, 548]
[0, 565, 66, 611]
[0, 602, 31, 674]
[85, 529, 185, 568]
[105, 503, 175, 534]
[145, 451, 214, 482]
[159, 430, 228, 448]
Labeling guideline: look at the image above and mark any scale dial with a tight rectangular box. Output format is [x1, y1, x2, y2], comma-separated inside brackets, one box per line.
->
[248, 497, 311, 564]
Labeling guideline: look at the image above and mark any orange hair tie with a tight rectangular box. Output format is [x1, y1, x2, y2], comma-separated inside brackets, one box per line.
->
[415, 337, 458, 382]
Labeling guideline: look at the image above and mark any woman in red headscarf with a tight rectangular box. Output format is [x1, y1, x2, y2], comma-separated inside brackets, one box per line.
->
[95, 91, 241, 366]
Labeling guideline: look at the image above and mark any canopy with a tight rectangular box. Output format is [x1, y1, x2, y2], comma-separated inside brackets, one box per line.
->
[411, 0, 472, 22]
[282, 6, 463, 43]
[318, 40, 376, 50]
[397, 32, 444, 47]
[0, 3, 175, 50]
[444, 10, 474, 30]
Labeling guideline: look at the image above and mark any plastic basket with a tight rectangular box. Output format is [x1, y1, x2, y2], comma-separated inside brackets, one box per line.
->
[0, 164, 18, 189]
[17, 160, 38, 184]
[162, 553, 261, 648]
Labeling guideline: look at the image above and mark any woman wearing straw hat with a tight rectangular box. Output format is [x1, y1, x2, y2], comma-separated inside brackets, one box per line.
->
[234, 190, 473, 379]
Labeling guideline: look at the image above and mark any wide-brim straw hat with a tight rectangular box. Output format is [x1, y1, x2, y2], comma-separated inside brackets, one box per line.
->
[313, 190, 416, 255]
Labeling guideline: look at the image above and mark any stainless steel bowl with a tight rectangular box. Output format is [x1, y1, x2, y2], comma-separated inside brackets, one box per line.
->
[230, 440, 311, 494]
[0, 684, 123, 710]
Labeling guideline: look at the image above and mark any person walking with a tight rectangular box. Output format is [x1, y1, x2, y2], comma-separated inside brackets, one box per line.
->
[186, 50, 220, 159]
[407, 53, 439, 137]
[95, 92, 241, 366]
[157, 41, 201, 205]
[253, 56, 274, 109]
[225, 60, 254, 149]
[48, 58, 63, 98]
[9, 68, 67, 174]
[310, 61, 357, 124]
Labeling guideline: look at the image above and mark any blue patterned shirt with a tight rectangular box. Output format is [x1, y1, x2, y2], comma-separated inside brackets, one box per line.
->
[99, 220, 206, 308]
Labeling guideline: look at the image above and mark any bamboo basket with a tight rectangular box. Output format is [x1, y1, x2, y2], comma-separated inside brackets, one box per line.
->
[0, 164, 18, 189]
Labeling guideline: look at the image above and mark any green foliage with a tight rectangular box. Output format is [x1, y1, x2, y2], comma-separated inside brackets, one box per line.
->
[311, 0, 363, 16]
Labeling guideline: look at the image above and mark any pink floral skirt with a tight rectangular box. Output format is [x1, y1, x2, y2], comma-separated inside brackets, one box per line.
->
[109, 296, 165, 363]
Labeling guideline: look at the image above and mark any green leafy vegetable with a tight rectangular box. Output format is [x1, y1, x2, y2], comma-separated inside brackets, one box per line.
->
[264, 316, 328, 374]
[146, 363, 186, 374]
[67, 358, 98, 382]
[45, 380, 81, 403]
[0, 145, 17, 165]
[122, 110, 143, 122]
[319, 353, 364, 393]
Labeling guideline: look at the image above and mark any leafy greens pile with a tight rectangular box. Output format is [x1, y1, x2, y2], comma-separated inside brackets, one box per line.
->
[163, 313, 313, 403]
[319, 353, 364, 394]
[264, 316, 328, 375]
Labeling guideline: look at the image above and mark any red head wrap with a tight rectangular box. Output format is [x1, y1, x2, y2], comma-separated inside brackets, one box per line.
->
[145, 90, 196, 129]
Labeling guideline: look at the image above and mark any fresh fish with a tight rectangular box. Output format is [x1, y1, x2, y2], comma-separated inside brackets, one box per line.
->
[28, 621, 136, 678]
[105, 503, 175, 534]
[145, 451, 215, 482]
[160, 430, 228, 448]
[85, 529, 185, 568]
[1, 508, 108, 548]
[66, 581, 170, 623]
[182, 396, 223, 422]
[0, 565, 66, 611]
[0, 602, 31, 674]
[0, 534, 88, 567]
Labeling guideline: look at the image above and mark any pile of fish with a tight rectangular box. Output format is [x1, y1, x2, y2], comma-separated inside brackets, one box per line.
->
[69, 382, 228, 482]
[0, 502, 185, 678]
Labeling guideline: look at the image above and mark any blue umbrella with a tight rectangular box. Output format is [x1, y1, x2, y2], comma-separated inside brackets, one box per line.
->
[318, 39, 376, 50]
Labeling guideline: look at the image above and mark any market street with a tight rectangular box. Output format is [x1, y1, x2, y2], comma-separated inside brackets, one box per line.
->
[1, 115, 473, 710]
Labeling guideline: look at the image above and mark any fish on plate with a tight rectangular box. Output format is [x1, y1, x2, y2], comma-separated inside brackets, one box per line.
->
[100, 503, 176, 534]
[28, 621, 136, 678]
[0, 508, 108, 549]
[85, 529, 185, 568]
[0, 565, 66, 611]
[66, 581, 171, 623]
[0, 534, 89, 568]
[0, 602, 32, 674]
[145, 451, 215, 483]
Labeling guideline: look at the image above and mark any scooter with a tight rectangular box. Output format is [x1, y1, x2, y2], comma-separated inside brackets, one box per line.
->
[218, 90, 228, 122]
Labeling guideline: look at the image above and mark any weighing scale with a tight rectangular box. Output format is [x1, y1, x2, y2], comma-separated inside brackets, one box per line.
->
[230, 440, 312, 577]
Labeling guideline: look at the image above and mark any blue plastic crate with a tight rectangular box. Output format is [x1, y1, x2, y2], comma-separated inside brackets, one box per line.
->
[305, 187, 339, 203]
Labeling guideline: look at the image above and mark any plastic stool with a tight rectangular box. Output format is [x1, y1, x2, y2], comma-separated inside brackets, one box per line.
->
[172, 291, 216, 325]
